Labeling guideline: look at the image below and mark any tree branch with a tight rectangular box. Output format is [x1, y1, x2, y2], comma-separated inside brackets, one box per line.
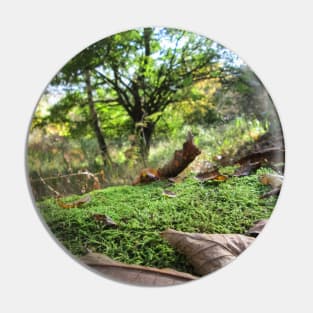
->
[95, 69, 133, 114]
[93, 98, 119, 104]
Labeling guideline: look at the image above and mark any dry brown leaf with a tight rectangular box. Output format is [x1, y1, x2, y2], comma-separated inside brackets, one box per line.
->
[132, 168, 160, 185]
[162, 190, 177, 198]
[132, 132, 200, 185]
[92, 214, 118, 228]
[196, 169, 228, 182]
[246, 219, 268, 237]
[168, 175, 185, 184]
[80, 252, 198, 286]
[233, 161, 261, 177]
[56, 194, 91, 209]
[157, 132, 201, 178]
[214, 174, 228, 181]
[161, 229, 254, 276]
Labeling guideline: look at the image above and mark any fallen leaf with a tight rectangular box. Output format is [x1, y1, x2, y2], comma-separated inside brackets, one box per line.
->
[80, 252, 198, 286]
[56, 194, 91, 209]
[92, 214, 118, 228]
[168, 175, 185, 184]
[233, 161, 260, 177]
[132, 132, 201, 185]
[214, 174, 228, 181]
[162, 190, 177, 198]
[132, 168, 160, 185]
[157, 132, 201, 178]
[196, 169, 228, 182]
[246, 219, 268, 237]
[161, 229, 254, 276]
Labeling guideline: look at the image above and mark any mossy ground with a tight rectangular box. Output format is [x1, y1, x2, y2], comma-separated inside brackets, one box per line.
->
[38, 167, 278, 274]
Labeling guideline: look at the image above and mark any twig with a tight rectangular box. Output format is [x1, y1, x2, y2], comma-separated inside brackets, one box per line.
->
[39, 175, 60, 197]
[31, 171, 102, 182]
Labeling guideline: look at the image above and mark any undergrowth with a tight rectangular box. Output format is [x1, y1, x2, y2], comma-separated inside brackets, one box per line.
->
[38, 167, 278, 274]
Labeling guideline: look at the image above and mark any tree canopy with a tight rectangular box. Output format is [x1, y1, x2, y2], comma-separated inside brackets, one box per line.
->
[37, 28, 237, 159]
[31, 27, 268, 175]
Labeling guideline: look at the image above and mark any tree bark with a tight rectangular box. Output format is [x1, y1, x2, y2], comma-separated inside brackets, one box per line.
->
[136, 27, 154, 162]
[84, 69, 112, 169]
[132, 107, 155, 164]
[139, 120, 154, 160]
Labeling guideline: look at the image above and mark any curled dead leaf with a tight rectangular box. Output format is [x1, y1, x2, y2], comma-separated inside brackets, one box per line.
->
[80, 252, 198, 286]
[92, 214, 118, 228]
[157, 132, 201, 178]
[162, 190, 177, 198]
[233, 161, 260, 177]
[196, 169, 228, 182]
[214, 174, 228, 181]
[161, 229, 254, 276]
[56, 194, 91, 209]
[132, 168, 160, 185]
[168, 175, 185, 184]
[132, 132, 201, 185]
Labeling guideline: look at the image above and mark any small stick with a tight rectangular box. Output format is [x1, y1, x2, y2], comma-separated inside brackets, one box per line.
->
[39, 175, 61, 197]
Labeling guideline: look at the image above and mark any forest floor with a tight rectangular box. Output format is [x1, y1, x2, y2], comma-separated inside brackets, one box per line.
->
[38, 166, 277, 275]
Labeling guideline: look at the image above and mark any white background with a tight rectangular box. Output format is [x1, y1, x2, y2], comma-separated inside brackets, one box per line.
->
[1, 1, 312, 312]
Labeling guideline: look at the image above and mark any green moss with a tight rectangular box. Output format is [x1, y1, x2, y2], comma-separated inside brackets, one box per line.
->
[38, 167, 278, 274]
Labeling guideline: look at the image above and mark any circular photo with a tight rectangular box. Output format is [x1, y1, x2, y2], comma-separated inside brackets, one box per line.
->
[26, 27, 284, 287]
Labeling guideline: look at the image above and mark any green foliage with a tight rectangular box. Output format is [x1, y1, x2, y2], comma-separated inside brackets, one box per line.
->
[149, 116, 267, 168]
[32, 27, 245, 160]
[28, 28, 282, 277]
[39, 167, 276, 274]
[196, 116, 268, 161]
[27, 27, 281, 199]
[28, 112, 268, 196]
[27, 133, 99, 176]
[95, 103, 132, 141]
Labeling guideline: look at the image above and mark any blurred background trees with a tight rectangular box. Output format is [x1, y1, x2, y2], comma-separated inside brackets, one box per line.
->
[27, 27, 283, 199]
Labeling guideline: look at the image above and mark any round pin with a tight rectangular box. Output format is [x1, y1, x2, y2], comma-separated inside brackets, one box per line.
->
[26, 27, 284, 286]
